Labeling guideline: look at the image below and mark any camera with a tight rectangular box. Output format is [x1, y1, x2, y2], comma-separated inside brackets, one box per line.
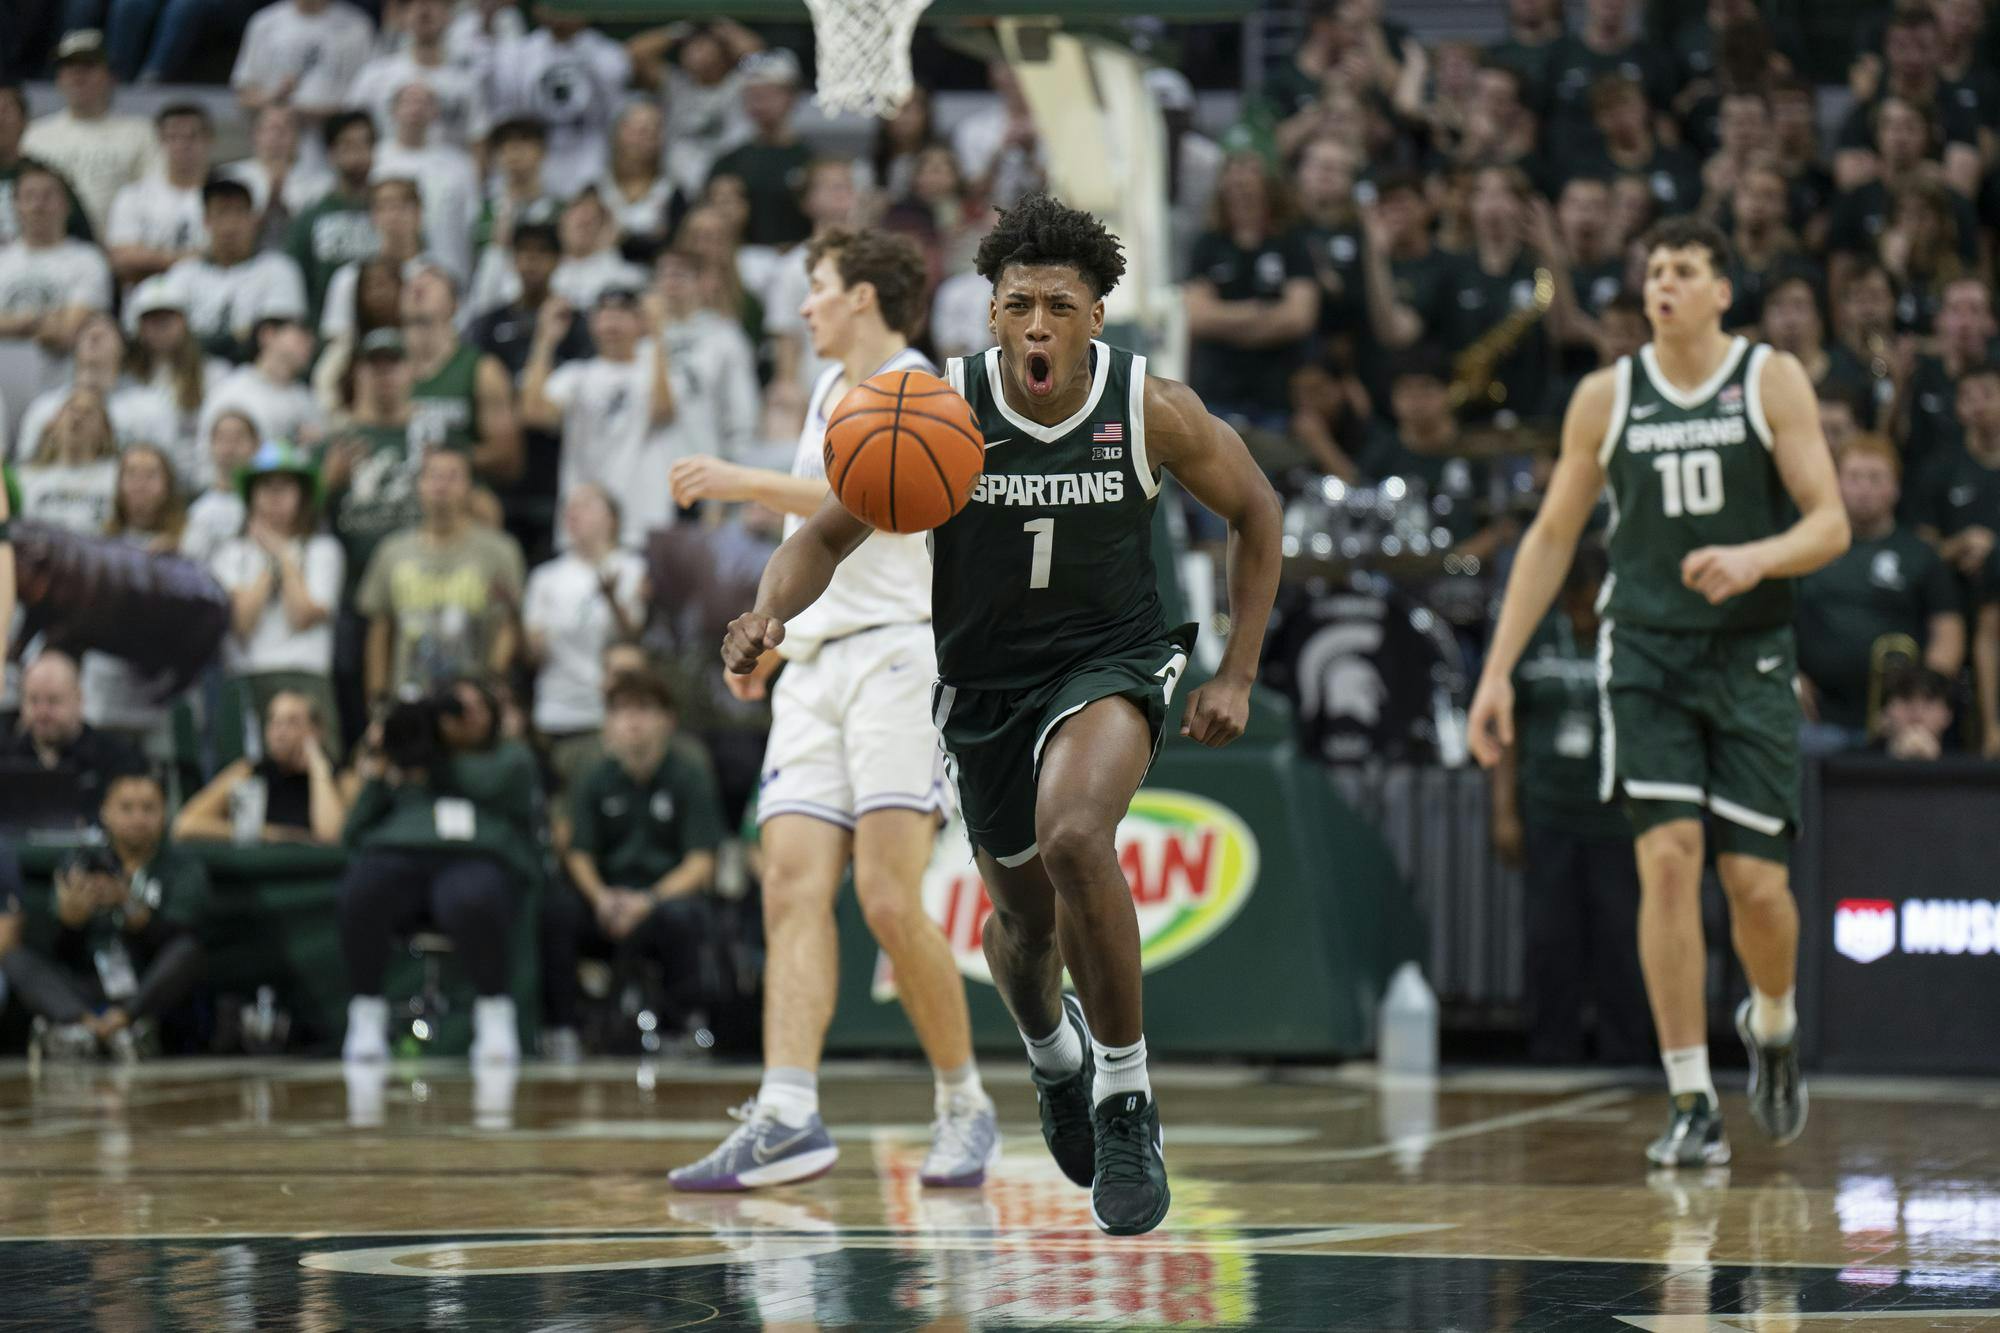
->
[60, 845, 123, 883]
[380, 689, 465, 773]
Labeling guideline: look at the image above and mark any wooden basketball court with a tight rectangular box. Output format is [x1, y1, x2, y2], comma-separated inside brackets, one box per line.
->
[3, 1058, 1997, 1328]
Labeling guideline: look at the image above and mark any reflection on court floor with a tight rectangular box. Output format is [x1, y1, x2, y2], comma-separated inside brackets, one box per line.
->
[2, 1060, 1998, 1329]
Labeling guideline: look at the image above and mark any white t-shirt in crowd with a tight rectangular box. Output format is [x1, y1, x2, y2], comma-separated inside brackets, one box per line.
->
[779, 350, 937, 660]
[545, 348, 675, 548]
[210, 533, 345, 675]
[483, 28, 631, 197]
[162, 251, 308, 346]
[658, 309, 760, 459]
[22, 111, 161, 234]
[950, 108, 1048, 211]
[231, 0, 377, 114]
[13, 381, 179, 467]
[444, 3, 525, 73]
[219, 157, 336, 217]
[105, 175, 207, 257]
[467, 244, 644, 319]
[592, 169, 679, 242]
[372, 143, 480, 280]
[14, 458, 118, 534]
[348, 51, 492, 148]
[931, 270, 995, 362]
[761, 244, 834, 393]
[521, 547, 647, 732]
[182, 489, 247, 566]
[661, 66, 749, 194]
[197, 365, 324, 450]
[0, 239, 114, 319]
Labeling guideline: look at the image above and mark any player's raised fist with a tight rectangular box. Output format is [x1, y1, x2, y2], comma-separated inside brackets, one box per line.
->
[723, 612, 784, 673]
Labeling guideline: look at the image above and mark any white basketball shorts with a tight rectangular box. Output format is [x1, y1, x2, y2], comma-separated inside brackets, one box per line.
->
[757, 622, 950, 828]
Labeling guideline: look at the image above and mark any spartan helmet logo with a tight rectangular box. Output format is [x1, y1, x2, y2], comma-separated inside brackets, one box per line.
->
[1296, 620, 1387, 727]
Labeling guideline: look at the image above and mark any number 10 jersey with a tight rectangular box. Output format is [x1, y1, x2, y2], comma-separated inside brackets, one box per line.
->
[936, 341, 1168, 689]
[1598, 336, 1794, 632]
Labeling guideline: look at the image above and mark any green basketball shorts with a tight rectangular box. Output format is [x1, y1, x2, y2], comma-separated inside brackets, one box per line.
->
[931, 625, 1198, 867]
[1597, 620, 1800, 864]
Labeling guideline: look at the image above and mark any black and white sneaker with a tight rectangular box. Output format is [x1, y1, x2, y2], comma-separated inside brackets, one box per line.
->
[1031, 994, 1097, 1188]
[1645, 1092, 1732, 1168]
[1735, 998, 1808, 1145]
[1090, 1090, 1170, 1236]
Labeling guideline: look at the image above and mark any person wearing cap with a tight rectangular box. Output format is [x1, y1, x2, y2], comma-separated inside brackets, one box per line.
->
[0, 161, 111, 353]
[207, 438, 344, 737]
[195, 315, 323, 457]
[0, 84, 93, 247]
[317, 177, 435, 345]
[485, 9, 632, 199]
[404, 263, 522, 484]
[231, 0, 374, 122]
[346, 0, 491, 151]
[373, 82, 480, 284]
[707, 48, 812, 251]
[103, 103, 212, 287]
[522, 284, 678, 550]
[161, 179, 308, 364]
[284, 111, 379, 325]
[22, 32, 159, 236]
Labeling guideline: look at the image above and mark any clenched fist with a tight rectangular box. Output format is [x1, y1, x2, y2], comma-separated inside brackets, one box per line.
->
[723, 612, 785, 673]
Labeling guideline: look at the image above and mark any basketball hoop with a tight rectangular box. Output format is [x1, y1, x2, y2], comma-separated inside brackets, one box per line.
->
[805, 0, 934, 117]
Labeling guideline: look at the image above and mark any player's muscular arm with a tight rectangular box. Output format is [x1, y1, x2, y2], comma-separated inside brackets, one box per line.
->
[1145, 377, 1283, 746]
[723, 494, 872, 672]
[1467, 367, 1615, 768]
[1681, 350, 1849, 604]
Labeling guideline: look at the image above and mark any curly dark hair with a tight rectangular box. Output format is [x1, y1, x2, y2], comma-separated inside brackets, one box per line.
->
[1638, 216, 1735, 276]
[973, 193, 1126, 299]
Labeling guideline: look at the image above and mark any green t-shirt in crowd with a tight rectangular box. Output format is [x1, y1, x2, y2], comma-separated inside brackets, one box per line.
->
[356, 523, 526, 696]
[1796, 526, 1962, 731]
[1511, 612, 1628, 838]
[66, 842, 212, 957]
[411, 342, 482, 454]
[285, 190, 375, 323]
[568, 747, 724, 888]
[1354, 423, 1491, 543]
[344, 739, 542, 884]
[324, 420, 426, 597]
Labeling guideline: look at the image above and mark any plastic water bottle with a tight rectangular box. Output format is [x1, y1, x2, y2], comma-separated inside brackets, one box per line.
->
[230, 774, 267, 847]
[1378, 961, 1439, 1075]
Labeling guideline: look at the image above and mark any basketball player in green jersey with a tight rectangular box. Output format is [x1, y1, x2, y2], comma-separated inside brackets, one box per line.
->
[1468, 217, 1849, 1167]
[724, 194, 1283, 1235]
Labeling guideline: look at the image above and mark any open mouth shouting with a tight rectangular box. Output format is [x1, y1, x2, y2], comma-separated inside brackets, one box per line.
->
[1024, 348, 1055, 397]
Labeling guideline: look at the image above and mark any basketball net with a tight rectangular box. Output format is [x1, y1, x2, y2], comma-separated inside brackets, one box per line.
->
[805, 0, 934, 117]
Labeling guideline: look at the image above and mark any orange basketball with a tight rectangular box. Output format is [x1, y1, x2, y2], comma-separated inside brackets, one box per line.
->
[823, 369, 984, 533]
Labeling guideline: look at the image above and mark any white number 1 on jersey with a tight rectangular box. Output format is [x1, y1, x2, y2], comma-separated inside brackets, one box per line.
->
[1023, 517, 1055, 589]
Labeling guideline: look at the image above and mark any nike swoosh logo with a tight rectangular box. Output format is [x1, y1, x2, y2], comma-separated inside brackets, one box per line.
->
[751, 1126, 814, 1164]
[984, 436, 1014, 450]
[1631, 403, 1662, 419]
[1757, 656, 1783, 674]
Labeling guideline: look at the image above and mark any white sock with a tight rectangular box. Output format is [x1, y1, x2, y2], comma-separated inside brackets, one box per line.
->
[1749, 987, 1797, 1045]
[1022, 1015, 1083, 1076]
[756, 1066, 819, 1128]
[471, 995, 519, 1063]
[934, 1061, 986, 1110]
[1662, 1045, 1717, 1105]
[1092, 1036, 1151, 1106]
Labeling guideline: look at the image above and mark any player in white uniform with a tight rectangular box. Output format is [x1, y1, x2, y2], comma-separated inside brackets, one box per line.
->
[665, 228, 997, 1191]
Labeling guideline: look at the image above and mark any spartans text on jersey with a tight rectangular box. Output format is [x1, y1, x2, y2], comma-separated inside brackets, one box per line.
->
[970, 470, 1126, 506]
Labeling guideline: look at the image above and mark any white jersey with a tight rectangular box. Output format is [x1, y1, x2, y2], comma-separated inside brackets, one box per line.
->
[779, 348, 936, 661]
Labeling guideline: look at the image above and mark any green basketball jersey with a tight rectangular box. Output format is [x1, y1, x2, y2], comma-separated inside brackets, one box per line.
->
[1599, 337, 1792, 631]
[411, 343, 481, 454]
[935, 341, 1168, 689]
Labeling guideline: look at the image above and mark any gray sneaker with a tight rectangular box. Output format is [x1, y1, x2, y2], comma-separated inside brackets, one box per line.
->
[31, 1018, 100, 1061]
[1735, 998, 1808, 1145]
[669, 1101, 839, 1192]
[921, 1093, 1000, 1187]
[1645, 1092, 1732, 1168]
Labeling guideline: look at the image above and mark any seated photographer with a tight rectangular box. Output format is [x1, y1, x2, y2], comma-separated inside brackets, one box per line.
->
[1, 652, 144, 832]
[543, 671, 723, 1059]
[0, 770, 209, 1058]
[339, 678, 541, 1066]
[174, 691, 346, 845]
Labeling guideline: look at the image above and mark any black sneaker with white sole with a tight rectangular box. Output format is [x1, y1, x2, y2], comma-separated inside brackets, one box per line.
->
[1090, 1090, 1170, 1236]
[1645, 1092, 1731, 1168]
[1735, 998, 1808, 1145]
[1030, 993, 1096, 1188]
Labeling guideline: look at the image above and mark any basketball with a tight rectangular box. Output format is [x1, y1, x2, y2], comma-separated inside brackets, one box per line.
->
[822, 369, 984, 533]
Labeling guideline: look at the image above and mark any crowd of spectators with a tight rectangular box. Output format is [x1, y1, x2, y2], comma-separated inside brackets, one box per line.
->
[2, 0, 2000, 1062]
